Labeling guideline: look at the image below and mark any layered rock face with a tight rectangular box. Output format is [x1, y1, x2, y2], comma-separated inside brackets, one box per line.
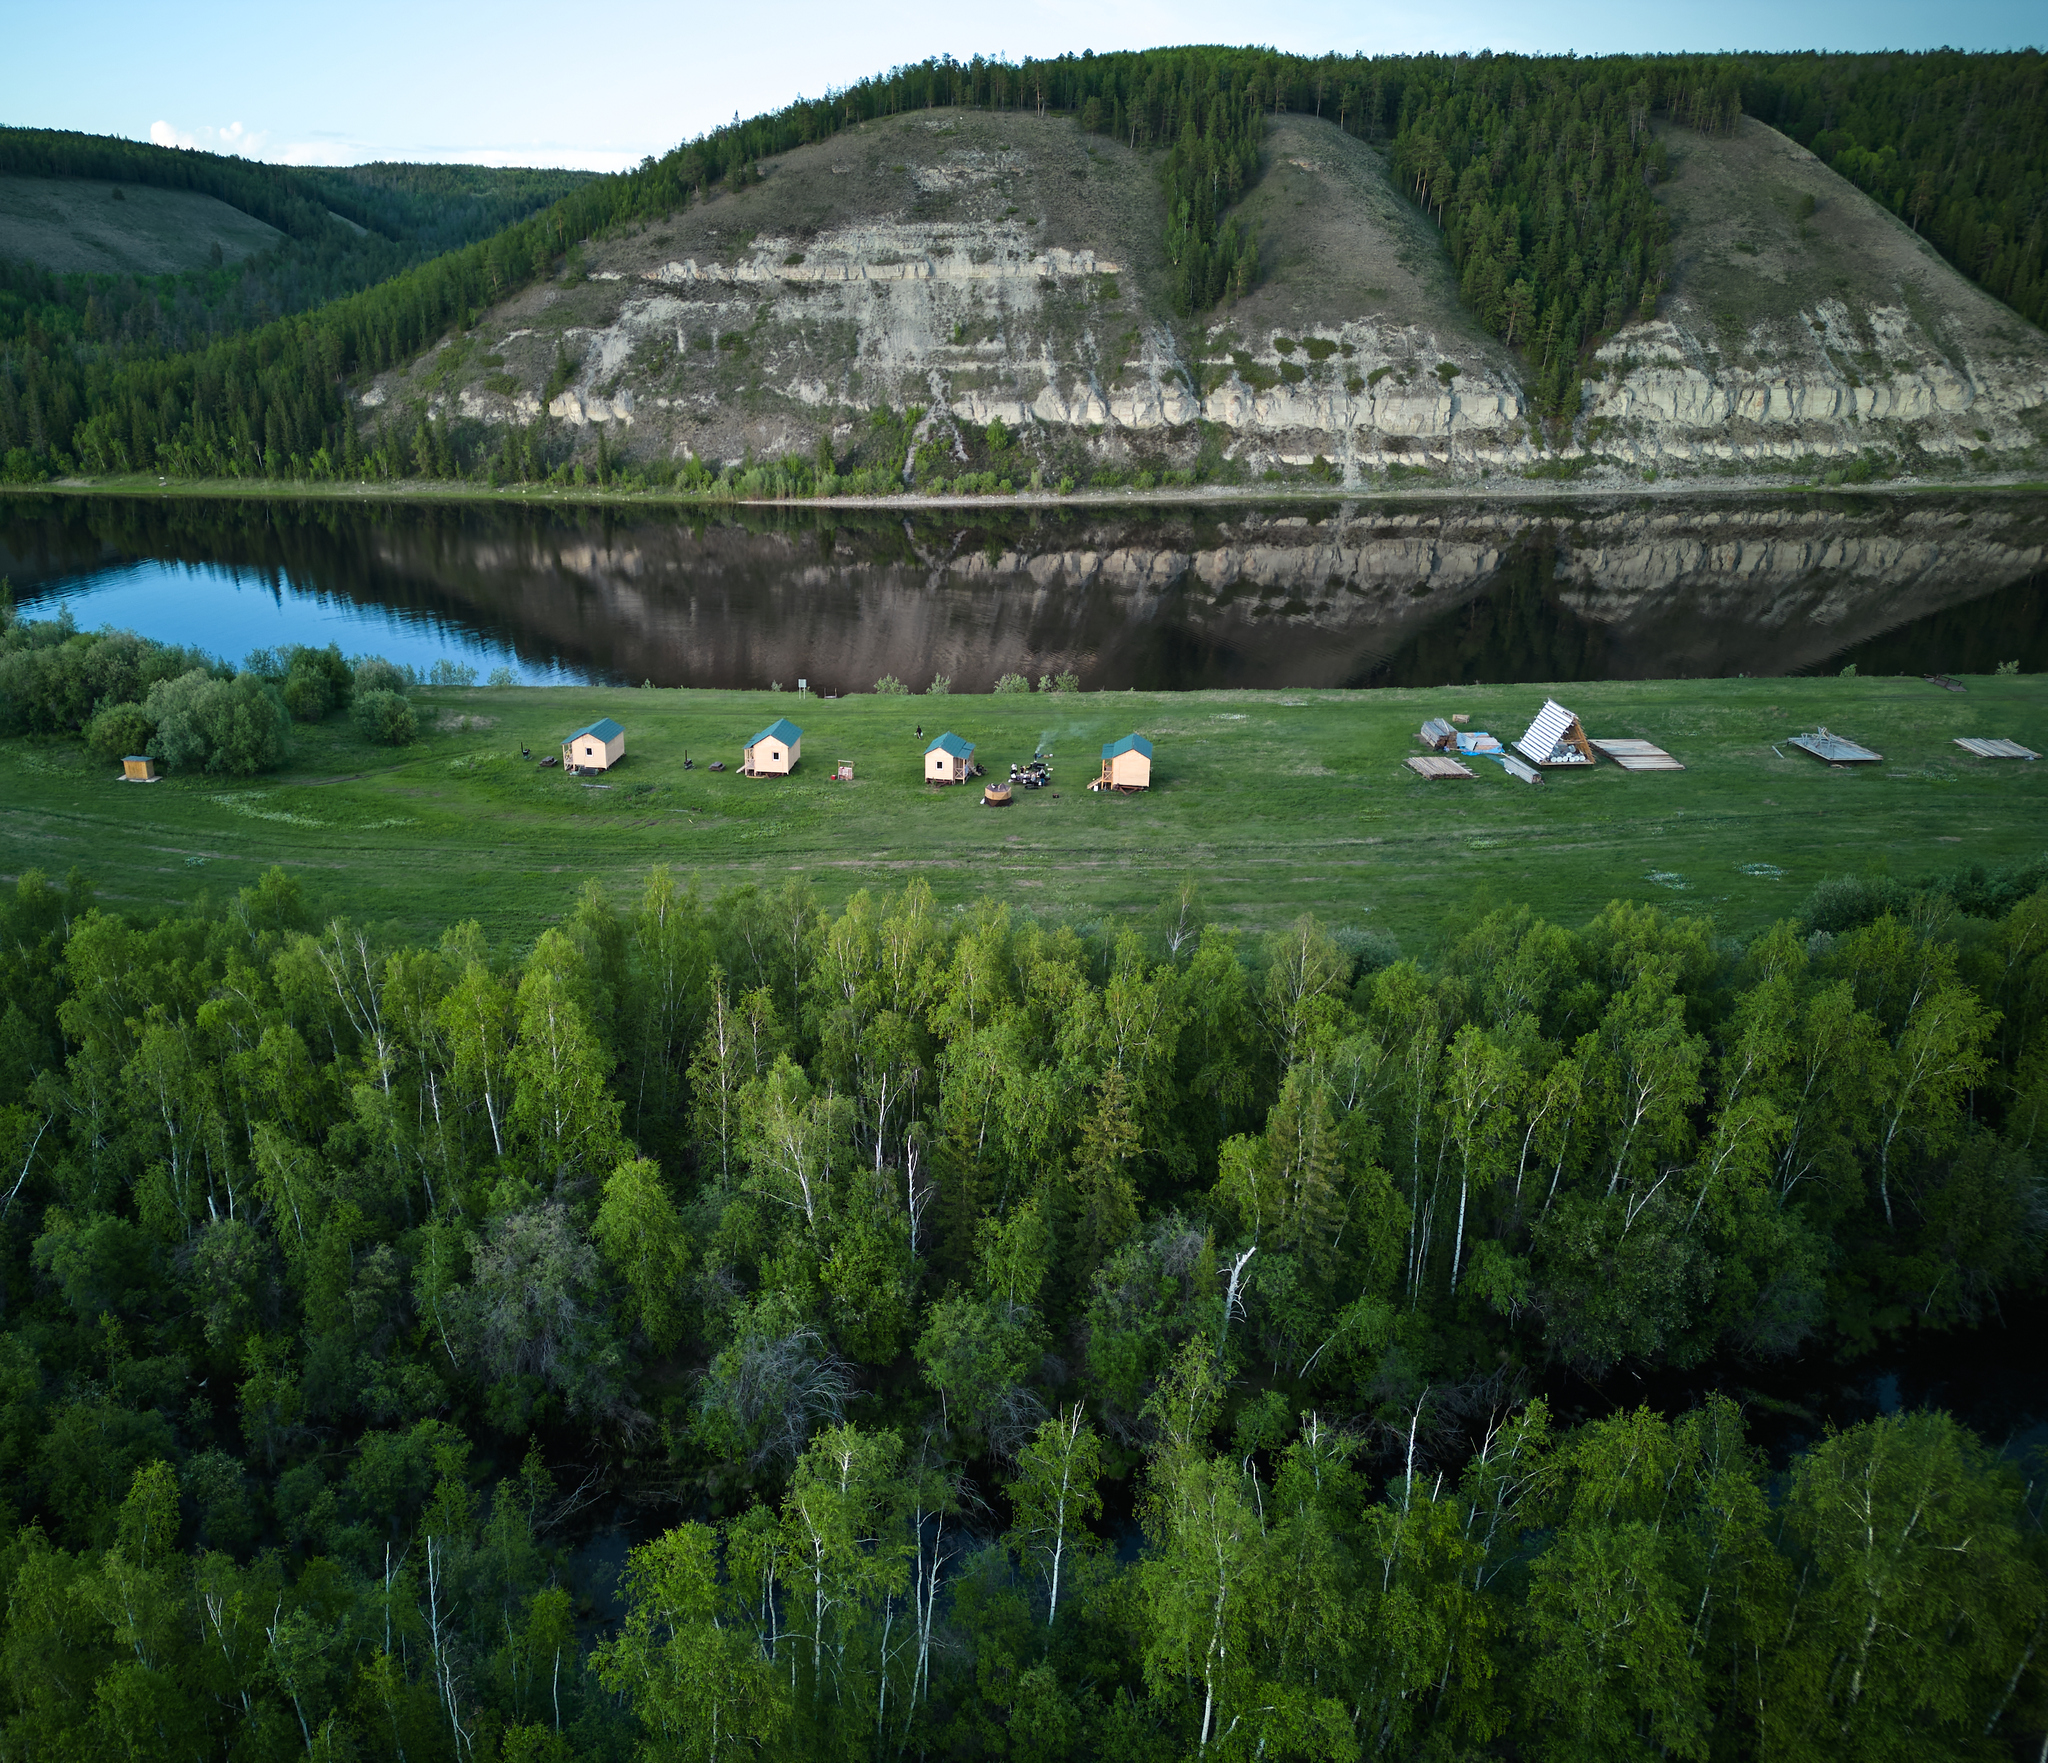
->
[1582, 306, 2048, 468]
[372, 111, 2047, 486]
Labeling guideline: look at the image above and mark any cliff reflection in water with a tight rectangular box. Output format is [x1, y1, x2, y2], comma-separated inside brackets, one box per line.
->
[3, 492, 2043, 690]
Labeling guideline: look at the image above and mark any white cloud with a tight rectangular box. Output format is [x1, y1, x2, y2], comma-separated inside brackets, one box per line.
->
[147, 118, 269, 157]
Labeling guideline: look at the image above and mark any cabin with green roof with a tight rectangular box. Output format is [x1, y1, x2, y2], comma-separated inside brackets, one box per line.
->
[924, 731, 975, 785]
[744, 717, 803, 776]
[1096, 732, 1153, 791]
[562, 717, 625, 772]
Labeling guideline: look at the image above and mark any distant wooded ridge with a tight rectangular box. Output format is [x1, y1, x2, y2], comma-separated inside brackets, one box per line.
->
[0, 47, 2041, 487]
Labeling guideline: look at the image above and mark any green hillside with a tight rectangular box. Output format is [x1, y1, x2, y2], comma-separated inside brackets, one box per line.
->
[0, 128, 596, 476]
[0, 174, 283, 276]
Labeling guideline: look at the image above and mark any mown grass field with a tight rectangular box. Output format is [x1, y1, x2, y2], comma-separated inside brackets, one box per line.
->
[3, 674, 2043, 953]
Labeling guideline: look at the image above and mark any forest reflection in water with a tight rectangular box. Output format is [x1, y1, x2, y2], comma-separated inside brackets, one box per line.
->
[2, 490, 2043, 690]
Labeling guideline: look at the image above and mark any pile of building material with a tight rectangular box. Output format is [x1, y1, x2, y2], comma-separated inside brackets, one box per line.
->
[1406, 754, 1475, 779]
[1514, 700, 1596, 767]
[1953, 737, 2039, 760]
[1591, 737, 1685, 772]
[1455, 730, 1503, 756]
[1418, 718, 1456, 751]
[1789, 727, 1883, 764]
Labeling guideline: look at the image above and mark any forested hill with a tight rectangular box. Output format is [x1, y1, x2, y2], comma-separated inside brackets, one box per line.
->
[0, 128, 599, 259]
[1, 48, 2043, 491]
[0, 128, 594, 449]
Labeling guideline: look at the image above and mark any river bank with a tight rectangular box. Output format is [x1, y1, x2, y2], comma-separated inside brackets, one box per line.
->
[11, 470, 2048, 513]
[3, 673, 2042, 944]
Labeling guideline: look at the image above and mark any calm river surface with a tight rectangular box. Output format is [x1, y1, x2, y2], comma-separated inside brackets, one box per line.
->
[3, 491, 2043, 690]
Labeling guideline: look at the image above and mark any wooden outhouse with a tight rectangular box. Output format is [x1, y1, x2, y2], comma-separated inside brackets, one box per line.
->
[925, 732, 974, 784]
[122, 755, 157, 782]
[562, 717, 625, 772]
[1097, 732, 1153, 791]
[744, 717, 803, 776]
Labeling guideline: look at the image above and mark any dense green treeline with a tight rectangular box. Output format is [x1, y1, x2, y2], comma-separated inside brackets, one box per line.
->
[2, 48, 2043, 487]
[0, 754, 2044, 1758]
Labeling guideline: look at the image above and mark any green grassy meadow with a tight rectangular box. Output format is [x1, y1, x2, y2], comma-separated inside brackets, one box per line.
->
[3, 673, 2043, 950]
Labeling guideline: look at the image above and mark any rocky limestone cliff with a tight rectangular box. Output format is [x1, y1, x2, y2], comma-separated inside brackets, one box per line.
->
[363, 111, 2048, 488]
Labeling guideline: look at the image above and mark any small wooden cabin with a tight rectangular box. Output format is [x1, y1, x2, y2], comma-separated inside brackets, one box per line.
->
[925, 732, 974, 784]
[562, 718, 625, 772]
[744, 717, 803, 776]
[122, 755, 157, 782]
[1513, 699, 1595, 767]
[1098, 732, 1153, 791]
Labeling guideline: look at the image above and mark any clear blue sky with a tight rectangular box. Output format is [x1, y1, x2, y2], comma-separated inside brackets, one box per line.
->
[7, 0, 2041, 171]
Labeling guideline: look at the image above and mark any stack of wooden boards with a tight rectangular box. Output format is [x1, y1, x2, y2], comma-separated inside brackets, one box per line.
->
[1591, 738, 1686, 772]
[1406, 753, 1476, 779]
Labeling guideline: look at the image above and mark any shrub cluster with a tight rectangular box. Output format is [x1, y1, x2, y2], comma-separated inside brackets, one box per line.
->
[1, 608, 427, 772]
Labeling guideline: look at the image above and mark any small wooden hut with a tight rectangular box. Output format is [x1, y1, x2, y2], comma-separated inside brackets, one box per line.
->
[1096, 733, 1153, 791]
[122, 755, 157, 782]
[925, 732, 975, 784]
[743, 717, 803, 776]
[1514, 699, 1595, 767]
[562, 718, 625, 773]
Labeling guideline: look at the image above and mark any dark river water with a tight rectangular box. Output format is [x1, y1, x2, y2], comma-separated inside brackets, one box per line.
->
[2, 490, 2044, 690]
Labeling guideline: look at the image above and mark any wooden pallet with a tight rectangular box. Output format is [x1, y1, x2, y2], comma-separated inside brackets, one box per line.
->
[1789, 730, 1882, 764]
[1591, 737, 1685, 772]
[1405, 754, 1475, 779]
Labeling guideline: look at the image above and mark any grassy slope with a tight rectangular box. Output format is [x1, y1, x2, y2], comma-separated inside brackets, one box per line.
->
[1219, 115, 1511, 369]
[1657, 117, 2047, 365]
[0, 174, 282, 275]
[3, 674, 2041, 948]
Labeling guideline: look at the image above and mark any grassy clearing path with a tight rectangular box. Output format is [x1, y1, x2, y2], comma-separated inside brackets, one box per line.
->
[3, 675, 2042, 949]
